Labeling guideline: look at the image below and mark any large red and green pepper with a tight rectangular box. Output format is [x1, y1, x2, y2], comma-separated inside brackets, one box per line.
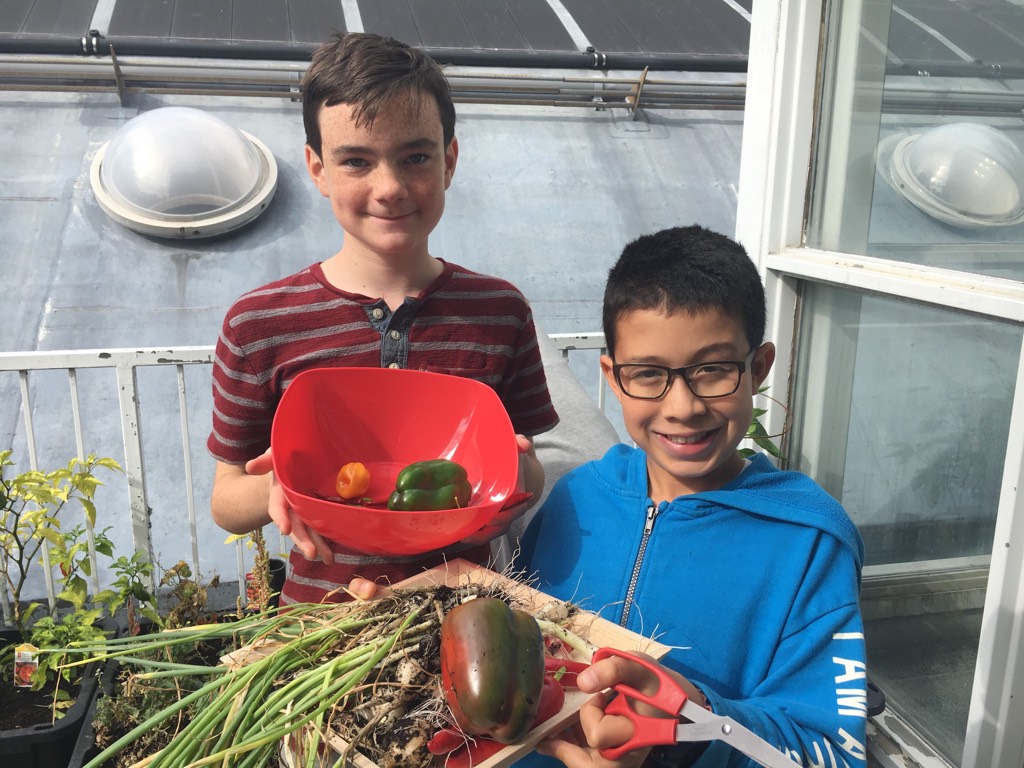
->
[439, 596, 546, 744]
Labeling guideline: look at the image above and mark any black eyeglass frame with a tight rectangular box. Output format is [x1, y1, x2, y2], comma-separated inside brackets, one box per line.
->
[612, 349, 758, 400]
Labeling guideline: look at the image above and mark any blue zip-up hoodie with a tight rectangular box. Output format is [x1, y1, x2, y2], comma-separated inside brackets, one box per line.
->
[517, 446, 867, 768]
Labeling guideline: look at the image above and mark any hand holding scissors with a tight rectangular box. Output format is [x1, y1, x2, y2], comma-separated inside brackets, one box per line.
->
[591, 648, 797, 768]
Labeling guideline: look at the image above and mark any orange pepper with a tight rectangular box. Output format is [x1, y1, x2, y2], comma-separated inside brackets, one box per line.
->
[335, 462, 371, 499]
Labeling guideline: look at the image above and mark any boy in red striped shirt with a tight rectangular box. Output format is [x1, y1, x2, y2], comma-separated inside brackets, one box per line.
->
[207, 32, 558, 605]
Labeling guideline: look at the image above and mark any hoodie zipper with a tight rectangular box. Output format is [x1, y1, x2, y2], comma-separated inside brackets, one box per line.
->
[621, 503, 658, 628]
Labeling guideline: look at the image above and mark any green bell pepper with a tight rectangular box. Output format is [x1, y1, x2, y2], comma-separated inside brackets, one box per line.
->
[387, 459, 473, 511]
[439, 596, 545, 744]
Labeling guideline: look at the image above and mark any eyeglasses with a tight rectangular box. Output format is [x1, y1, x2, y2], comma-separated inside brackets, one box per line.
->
[612, 349, 756, 400]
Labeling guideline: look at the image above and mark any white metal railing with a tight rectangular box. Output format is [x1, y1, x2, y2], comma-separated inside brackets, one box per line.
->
[0, 347, 214, 619]
[3, 333, 951, 621]
[0, 53, 747, 114]
[547, 331, 610, 412]
[0, 335, 609, 616]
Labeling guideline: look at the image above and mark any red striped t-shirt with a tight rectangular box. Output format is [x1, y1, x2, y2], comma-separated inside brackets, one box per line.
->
[207, 259, 558, 603]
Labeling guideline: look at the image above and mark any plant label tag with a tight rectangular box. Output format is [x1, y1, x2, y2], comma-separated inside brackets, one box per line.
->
[245, 570, 261, 609]
[14, 643, 39, 688]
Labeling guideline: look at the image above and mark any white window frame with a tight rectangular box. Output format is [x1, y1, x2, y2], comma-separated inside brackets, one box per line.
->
[734, 2, 1024, 768]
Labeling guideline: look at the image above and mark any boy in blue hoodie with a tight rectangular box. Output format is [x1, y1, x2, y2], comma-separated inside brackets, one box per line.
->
[518, 225, 867, 768]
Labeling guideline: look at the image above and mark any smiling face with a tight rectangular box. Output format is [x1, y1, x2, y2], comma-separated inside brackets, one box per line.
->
[305, 89, 457, 263]
[601, 307, 775, 502]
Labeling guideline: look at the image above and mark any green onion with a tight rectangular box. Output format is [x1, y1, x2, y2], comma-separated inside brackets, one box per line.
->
[82, 591, 441, 768]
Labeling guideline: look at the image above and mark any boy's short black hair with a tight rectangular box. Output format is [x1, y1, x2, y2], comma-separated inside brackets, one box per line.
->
[602, 225, 767, 358]
[301, 32, 457, 158]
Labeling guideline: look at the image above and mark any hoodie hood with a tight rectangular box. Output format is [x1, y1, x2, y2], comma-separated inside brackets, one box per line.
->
[601, 444, 865, 572]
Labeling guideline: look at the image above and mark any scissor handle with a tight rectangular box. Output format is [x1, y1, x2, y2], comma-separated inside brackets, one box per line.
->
[591, 647, 689, 760]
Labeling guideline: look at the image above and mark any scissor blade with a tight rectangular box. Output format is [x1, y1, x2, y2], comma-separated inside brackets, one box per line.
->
[675, 707, 796, 768]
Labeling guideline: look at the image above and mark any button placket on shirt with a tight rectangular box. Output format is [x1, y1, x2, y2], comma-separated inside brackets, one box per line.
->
[366, 298, 418, 369]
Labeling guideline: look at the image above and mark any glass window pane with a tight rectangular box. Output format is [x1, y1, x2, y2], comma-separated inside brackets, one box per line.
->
[788, 281, 1020, 763]
[805, 0, 1024, 280]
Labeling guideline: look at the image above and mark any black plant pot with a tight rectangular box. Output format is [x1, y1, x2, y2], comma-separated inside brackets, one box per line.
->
[243, 557, 288, 611]
[69, 609, 253, 768]
[0, 627, 102, 768]
[268, 557, 287, 609]
[67, 654, 119, 768]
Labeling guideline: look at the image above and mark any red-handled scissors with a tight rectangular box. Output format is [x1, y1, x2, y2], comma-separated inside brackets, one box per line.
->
[591, 648, 797, 768]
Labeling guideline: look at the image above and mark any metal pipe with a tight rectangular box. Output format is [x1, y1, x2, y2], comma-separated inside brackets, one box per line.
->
[0, 52, 747, 111]
[1, 32, 748, 72]
[3, 48, 1022, 118]
[3, 32, 1020, 79]
[887, 60, 1024, 79]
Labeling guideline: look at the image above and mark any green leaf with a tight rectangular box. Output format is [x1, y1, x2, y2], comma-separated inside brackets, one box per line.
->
[36, 527, 64, 547]
[23, 602, 43, 623]
[79, 498, 97, 526]
[57, 577, 89, 610]
[75, 608, 103, 625]
[93, 588, 119, 605]
[93, 457, 124, 473]
[95, 539, 114, 557]
[745, 386, 784, 460]
[138, 605, 163, 626]
[131, 584, 157, 603]
[755, 436, 784, 459]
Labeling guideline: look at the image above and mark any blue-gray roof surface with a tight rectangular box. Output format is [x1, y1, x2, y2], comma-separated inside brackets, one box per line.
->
[2, 0, 1023, 598]
[0, 2, 753, 575]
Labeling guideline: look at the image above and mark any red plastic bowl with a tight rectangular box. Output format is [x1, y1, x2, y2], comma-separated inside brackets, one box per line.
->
[271, 367, 519, 555]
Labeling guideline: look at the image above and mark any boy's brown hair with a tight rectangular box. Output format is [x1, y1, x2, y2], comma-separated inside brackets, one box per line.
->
[301, 32, 457, 158]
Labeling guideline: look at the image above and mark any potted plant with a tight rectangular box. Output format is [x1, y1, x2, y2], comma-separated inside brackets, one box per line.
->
[69, 521, 297, 767]
[740, 387, 786, 460]
[0, 450, 126, 768]
[69, 558, 248, 768]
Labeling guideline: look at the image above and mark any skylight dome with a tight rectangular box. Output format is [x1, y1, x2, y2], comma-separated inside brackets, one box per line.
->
[882, 122, 1024, 229]
[90, 106, 277, 238]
